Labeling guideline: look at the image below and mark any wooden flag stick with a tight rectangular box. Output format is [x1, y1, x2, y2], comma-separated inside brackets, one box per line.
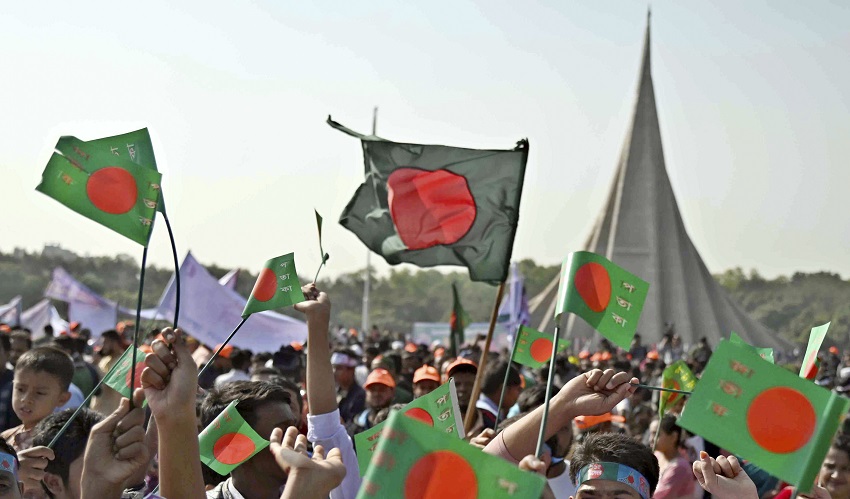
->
[463, 281, 506, 432]
[534, 325, 561, 457]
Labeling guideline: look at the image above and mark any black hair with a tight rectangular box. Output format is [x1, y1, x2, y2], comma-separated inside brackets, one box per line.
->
[231, 349, 252, 371]
[0, 334, 9, 354]
[15, 347, 74, 390]
[482, 360, 521, 396]
[252, 366, 282, 377]
[9, 331, 31, 349]
[516, 382, 562, 413]
[570, 432, 659, 494]
[32, 408, 103, 486]
[267, 376, 304, 414]
[200, 380, 292, 429]
[659, 414, 684, 446]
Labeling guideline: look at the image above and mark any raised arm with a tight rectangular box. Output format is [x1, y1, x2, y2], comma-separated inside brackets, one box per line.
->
[142, 328, 206, 499]
[294, 284, 361, 499]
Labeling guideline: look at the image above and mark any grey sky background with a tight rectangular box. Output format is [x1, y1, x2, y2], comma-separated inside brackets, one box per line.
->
[1, 1, 848, 282]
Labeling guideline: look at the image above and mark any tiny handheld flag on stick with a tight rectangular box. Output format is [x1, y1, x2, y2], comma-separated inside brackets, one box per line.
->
[199, 400, 270, 475]
[313, 210, 330, 282]
[657, 361, 697, 418]
[554, 251, 648, 349]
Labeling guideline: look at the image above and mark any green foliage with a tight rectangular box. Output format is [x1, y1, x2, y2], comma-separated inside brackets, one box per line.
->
[1, 247, 848, 347]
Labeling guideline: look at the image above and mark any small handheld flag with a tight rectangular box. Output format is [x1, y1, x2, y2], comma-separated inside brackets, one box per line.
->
[679, 340, 849, 493]
[354, 379, 464, 477]
[554, 251, 649, 348]
[242, 253, 306, 318]
[199, 400, 270, 475]
[657, 361, 696, 418]
[103, 346, 148, 403]
[357, 410, 545, 499]
[511, 325, 569, 369]
[799, 323, 830, 378]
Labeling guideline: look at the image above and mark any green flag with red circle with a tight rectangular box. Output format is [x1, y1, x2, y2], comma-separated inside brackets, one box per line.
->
[357, 409, 545, 499]
[657, 360, 697, 417]
[511, 325, 569, 369]
[198, 400, 270, 475]
[103, 346, 148, 401]
[242, 253, 306, 318]
[554, 251, 649, 349]
[36, 134, 162, 246]
[678, 340, 849, 493]
[354, 378, 464, 477]
[329, 117, 528, 285]
[799, 322, 830, 379]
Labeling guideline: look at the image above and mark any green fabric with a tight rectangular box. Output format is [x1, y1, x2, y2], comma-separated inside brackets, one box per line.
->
[242, 253, 306, 317]
[554, 251, 649, 349]
[354, 379, 463, 477]
[36, 134, 162, 246]
[678, 340, 849, 493]
[799, 322, 830, 378]
[657, 361, 697, 417]
[449, 282, 469, 357]
[357, 410, 545, 499]
[511, 325, 569, 369]
[730, 331, 774, 364]
[198, 400, 269, 475]
[103, 346, 148, 402]
[330, 117, 528, 284]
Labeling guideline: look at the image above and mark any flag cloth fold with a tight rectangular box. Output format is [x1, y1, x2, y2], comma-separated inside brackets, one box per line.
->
[678, 340, 849, 493]
[242, 253, 306, 318]
[554, 251, 649, 348]
[657, 361, 697, 418]
[357, 410, 545, 498]
[36, 134, 162, 246]
[799, 323, 830, 378]
[103, 346, 148, 400]
[730, 331, 774, 363]
[198, 400, 270, 475]
[354, 378, 464, 476]
[330, 117, 528, 284]
[511, 325, 569, 369]
[449, 283, 469, 357]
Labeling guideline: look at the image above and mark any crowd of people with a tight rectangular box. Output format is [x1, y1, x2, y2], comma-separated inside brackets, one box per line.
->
[0, 284, 845, 498]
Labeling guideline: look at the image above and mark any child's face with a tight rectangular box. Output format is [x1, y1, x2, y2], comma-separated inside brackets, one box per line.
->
[12, 369, 70, 428]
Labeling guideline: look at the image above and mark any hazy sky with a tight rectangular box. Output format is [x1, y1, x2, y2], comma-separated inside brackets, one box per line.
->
[2, 1, 848, 283]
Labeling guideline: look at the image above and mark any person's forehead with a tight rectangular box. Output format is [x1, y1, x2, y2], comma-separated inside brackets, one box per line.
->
[14, 369, 59, 385]
[577, 479, 641, 497]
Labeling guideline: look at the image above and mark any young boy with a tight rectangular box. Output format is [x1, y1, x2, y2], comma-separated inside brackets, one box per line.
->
[0, 347, 73, 451]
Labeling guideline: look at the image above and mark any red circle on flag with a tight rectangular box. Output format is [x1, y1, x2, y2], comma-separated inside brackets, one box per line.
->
[125, 359, 147, 391]
[404, 450, 477, 499]
[404, 407, 434, 426]
[530, 338, 554, 363]
[86, 167, 138, 214]
[213, 432, 257, 465]
[746, 387, 816, 454]
[251, 268, 277, 302]
[387, 168, 476, 251]
[573, 262, 611, 312]
[662, 380, 682, 407]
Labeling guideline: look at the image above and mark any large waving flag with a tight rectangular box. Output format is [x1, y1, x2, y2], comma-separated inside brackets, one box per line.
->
[554, 251, 649, 348]
[679, 340, 849, 493]
[330, 117, 528, 284]
[36, 134, 162, 246]
[496, 262, 531, 335]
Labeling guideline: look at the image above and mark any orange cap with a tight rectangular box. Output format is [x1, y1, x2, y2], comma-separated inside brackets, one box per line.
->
[413, 365, 441, 384]
[830, 346, 839, 354]
[600, 351, 612, 361]
[590, 353, 602, 362]
[574, 413, 626, 430]
[214, 344, 234, 359]
[446, 357, 478, 377]
[364, 368, 396, 389]
[647, 351, 659, 360]
[290, 341, 304, 351]
[70, 321, 81, 331]
[578, 350, 590, 359]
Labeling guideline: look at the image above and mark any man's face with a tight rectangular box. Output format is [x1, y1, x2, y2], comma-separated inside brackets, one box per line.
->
[365, 384, 394, 410]
[0, 470, 22, 499]
[452, 371, 476, 411]
[13, 369, 70, 428]
[413, 380, 439, 399]
[401, 356, 420, 376]
[8, 340, 28, 367]
[573, 479, 641, 498]
[240, 401, 297, 483]
[333, 365, 353, 387]
[504, 384, 522, 411]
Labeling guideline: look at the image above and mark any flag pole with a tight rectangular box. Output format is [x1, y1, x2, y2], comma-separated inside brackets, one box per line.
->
[361, 106, 378, 336]
[197, 316, 249, 378]
[534, 324, 561, 457]
[463, 281, 506, 432]
[494, 325, 521, 430]
[163, 213, 180, 329]
[128, 247, 149, 410]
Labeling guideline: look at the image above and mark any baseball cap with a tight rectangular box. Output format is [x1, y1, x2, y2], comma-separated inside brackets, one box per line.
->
[574, 413, 626, 431]
[446, 357, 478, 378]
[413, 365, 441, 384]
[214, 344, 234, 359]
[364, 368, 396, 389]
